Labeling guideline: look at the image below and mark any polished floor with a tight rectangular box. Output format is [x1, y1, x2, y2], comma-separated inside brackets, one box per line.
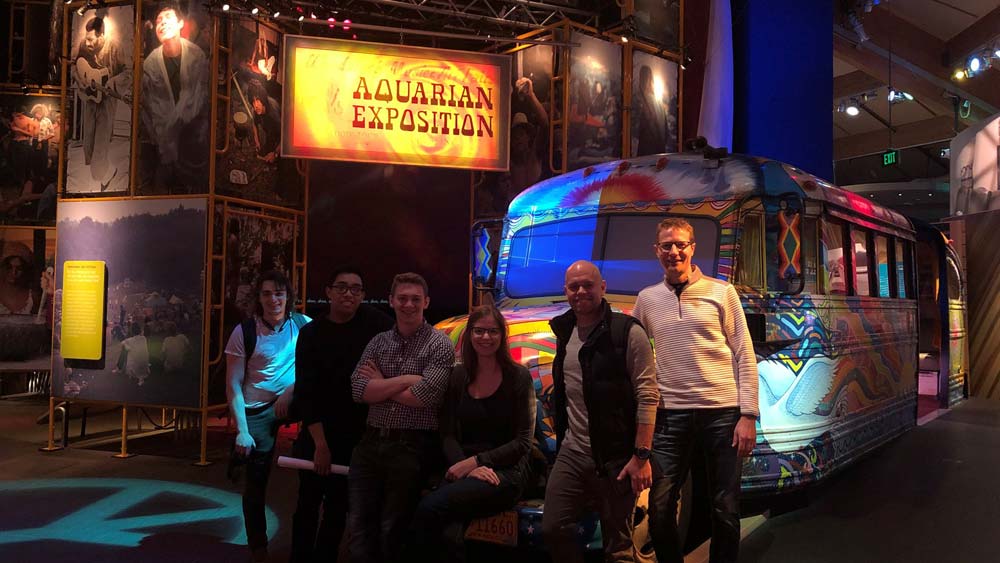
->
[0, 396, 997, 562]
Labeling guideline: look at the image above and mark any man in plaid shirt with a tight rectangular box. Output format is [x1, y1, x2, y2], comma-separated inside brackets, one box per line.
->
[348, 272, 454, 563]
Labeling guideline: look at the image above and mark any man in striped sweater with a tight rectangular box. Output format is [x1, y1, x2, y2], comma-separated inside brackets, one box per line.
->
[632, 217, 758, 563]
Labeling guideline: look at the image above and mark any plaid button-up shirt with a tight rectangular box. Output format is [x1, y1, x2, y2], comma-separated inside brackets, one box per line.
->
[351, 322, 454, 430]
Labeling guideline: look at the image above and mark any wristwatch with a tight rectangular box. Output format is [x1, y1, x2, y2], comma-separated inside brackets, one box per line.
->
[634, 446, 651, 461]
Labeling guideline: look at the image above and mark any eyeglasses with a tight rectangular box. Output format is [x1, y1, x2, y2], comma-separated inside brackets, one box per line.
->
[656, 241, 695, 252]
[470, 327, 501, 337]
[330, 283, 364, 296]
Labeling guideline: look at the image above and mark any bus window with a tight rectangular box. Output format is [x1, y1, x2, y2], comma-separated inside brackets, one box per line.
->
[896, 240, 907, 298]
[875, 235, 890, 297]
[802, 217, 819, 294]
[821, 218, 847, 295]
[738, 213, 765, 290]
[602, 215, 718, 294]
[852, 228, 871, 296]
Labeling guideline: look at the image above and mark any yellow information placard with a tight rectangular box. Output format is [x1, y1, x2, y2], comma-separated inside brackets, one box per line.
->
[60, 260, 106, 360]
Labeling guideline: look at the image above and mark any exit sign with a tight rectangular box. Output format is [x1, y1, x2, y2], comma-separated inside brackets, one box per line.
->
[882, 149, 899, 167]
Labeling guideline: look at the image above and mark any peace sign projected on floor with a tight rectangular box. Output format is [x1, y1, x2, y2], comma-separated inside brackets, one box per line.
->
[0, 479, 277, 547]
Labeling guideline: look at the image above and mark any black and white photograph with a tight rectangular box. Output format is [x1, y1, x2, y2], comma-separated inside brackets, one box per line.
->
[475, 44, 555, 218]
[53, 198, 207, 408]
[137, 0, 211, 194]
[65, 5, 134, 194]
[567, 32, 622, 172]
[215, 20, 303, 208]
[630, 49, 679, 157]
[0, 227, 56, 371]
[0, 94, 58, 223]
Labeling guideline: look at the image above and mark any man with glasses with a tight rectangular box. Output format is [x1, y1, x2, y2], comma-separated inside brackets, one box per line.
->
[290, 268, 393, 562]
[226, 270, 310, 562]
[542, 260, 659, 563]
[349, 272, 454, 563]
[632, 218, 758, 563]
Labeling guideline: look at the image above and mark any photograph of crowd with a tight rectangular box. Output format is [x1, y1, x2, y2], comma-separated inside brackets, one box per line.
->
[53, 198, 206, 407]
[630, 50, 679, 157]
[65, 5, 134, 194]
[215, 20, 302, 208]
[0, 95, 58, 224]
[0, 227, 55, 371]
[475, 44, 555, 218]
[137, 0, 211, 194]
[567, 32, 622, 172]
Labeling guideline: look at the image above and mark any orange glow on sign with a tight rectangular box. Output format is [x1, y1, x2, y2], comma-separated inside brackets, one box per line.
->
[282, 35, 511, 170]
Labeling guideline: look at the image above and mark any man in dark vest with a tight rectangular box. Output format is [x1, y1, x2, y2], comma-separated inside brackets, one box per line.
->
[542, 260, 659, 562]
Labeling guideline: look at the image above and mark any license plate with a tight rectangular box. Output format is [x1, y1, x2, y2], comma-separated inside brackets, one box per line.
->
[465, 510, 518, 546]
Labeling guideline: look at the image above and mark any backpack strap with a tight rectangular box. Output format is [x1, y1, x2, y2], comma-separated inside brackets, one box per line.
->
[241, 317, 257, 361]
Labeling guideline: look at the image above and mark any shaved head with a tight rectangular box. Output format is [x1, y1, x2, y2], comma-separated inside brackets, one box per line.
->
[564, 260, 606, 322]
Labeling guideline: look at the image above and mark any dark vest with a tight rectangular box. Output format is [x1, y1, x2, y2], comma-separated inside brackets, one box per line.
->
[550, 300, 639, 473]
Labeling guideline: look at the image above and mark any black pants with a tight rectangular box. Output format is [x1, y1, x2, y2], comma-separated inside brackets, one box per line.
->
[347, 428, 436, 563]
[290, 437, 353, 563]
[407, 469, 522, 563]
[242, 405, 277, 551]
[648, 407, 742, 563]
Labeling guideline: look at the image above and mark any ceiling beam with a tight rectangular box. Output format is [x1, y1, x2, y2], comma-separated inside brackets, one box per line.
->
[833, 115, 957, 160]
[833, 69, 883, 99]
[861, 6, 1000, 112]
[946, 6, 1000, 66]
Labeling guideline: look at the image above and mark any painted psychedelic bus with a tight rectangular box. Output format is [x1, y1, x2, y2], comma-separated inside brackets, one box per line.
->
[436, 151, 967, 553]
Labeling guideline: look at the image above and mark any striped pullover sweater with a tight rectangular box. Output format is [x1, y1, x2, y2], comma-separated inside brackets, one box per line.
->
[632, 265, 759, 417]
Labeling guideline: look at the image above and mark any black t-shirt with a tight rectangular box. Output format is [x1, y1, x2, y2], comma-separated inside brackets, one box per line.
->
[163, 53, 181, 103]
[456, 386, 514, 456]
[292, 304, 394, 462]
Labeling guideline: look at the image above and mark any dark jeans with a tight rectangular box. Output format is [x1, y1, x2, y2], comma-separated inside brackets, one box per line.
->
[347, 428, 436, 563]
[242, 405, 278, 552]
[407, 469, 522, 563]
[542, 447, 638, 563]
[648, 408, 742, 563]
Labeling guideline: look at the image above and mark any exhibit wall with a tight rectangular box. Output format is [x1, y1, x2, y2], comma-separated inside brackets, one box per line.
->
[0, 227, 56, 371]
[53, 198, 207, 408]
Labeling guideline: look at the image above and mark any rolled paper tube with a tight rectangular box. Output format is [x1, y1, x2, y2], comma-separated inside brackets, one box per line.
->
[276, 455, 349, 475]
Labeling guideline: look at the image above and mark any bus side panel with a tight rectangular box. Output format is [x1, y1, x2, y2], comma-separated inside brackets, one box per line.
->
[741, 294, 917, 494]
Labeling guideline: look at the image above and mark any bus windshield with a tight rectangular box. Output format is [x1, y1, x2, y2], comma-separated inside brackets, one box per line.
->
[503, 215, 720, 299]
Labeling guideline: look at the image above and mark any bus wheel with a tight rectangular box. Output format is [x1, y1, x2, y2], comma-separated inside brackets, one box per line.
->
[632, 474, 693, 562]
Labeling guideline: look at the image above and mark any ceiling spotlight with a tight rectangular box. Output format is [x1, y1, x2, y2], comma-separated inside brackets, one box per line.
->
[968, 55, 983, 74]
[222, 3, 229, 10]
[845, 100, 860, 117]
[343, 18, 351, 30]
[995, 47, 1000, 59]
[954, 69, 966, 80]
[298, 14, 304, 21]
[251, 6, 259, 15]
[621, 36, 629, 43]
[888, 88, 913, 103]
[64, 0, 72, 4]
[273, 9, 280, 17]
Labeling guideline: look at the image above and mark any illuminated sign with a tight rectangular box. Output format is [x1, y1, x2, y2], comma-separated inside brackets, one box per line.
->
[882, 149, 899, 167]
[282, 35, 511, 171]
[60, 261, 107, 360]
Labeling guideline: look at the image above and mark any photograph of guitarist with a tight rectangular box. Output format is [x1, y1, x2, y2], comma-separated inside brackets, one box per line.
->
[73, 15, 131, 191]
[140, 2, 209, 192]
[245, 79, 279, 164]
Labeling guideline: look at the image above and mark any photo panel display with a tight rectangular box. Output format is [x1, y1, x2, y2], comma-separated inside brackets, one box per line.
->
[65, 4, 134, 194]
[567, 32, 622, 172]
[630, 50, 679, 157]
[0, 227, 56, 371]
[475, 44, 556, 218]
[633, 0, 680, 51]
[308, 161, 470, 323]
[137, 0, 212, 194]
[53, 198, 207, 408]
[1, 94, 58, 224]
[215, 20, 303, 209]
